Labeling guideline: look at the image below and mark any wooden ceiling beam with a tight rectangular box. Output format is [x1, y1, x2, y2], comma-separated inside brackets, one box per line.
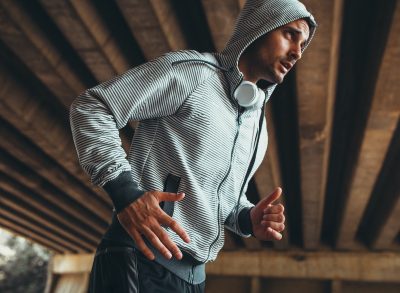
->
[0, 0, 133, 153]
[0, 219, 66, 253]
[206, 251, 400, 282]
[370, 125, 400, 249]
[0, 207, 83, 253]
[373, 192, 400, 249]
[39, 0, 129, 82]
[116, 0, 188, 60]
[0, 0, 85, 107]
[51, 250, 400, 282]
[201, 0, 239, 52]
[0, 5, 130, 230]
[296, 0, 343, 249]
[70, 0, 130, 75]
[148, 0, 188, 51]
[0, 150, 106, 235]
[0, 171, 101, 245]
[0, 64, 111, 207]
[337, 1, 400, 249]
[32, 0, 133, 148]
[0, 121, 112, 222]
[0, 187, 95, 252]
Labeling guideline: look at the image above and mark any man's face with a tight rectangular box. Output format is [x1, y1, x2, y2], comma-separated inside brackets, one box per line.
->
[242, 19, 310, 84]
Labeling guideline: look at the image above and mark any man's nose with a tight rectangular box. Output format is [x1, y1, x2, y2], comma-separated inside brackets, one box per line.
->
[290, 44, 302, 61]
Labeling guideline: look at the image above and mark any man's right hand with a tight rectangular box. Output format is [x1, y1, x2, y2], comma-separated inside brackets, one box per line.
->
[116, 191, 190, 261]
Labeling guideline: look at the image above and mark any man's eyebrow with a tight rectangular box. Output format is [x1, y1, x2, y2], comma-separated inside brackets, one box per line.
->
[285, 27, 302, 33]
[285, 26, 308, 36]
[284, 26, 309, 44]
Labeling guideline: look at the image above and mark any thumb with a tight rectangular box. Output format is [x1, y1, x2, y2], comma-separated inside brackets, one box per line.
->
[157, 191, 185, 202]
[261, 187, 282, 207]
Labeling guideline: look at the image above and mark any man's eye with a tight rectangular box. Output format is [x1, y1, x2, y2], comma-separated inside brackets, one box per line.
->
[285, 31, 293, 38]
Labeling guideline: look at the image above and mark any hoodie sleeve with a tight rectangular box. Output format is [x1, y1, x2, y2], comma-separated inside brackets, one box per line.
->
[224, 191, 255, 238]
[70, 50, 211, 213]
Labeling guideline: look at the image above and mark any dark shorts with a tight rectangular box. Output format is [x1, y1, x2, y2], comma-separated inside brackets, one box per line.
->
[88, 246, 206, 293]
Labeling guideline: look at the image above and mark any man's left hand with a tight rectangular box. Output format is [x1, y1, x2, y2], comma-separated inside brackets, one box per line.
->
[250, 187, 285, 241]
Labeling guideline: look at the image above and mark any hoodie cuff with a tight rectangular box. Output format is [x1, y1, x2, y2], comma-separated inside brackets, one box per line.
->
[238, 207, 254, 236]
[103, 171, 145, 213]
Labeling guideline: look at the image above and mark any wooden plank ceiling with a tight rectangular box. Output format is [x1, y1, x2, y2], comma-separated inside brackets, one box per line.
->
[0, 0, 399, 264]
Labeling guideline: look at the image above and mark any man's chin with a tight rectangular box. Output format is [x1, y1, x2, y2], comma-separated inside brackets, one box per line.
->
[267, 75, 285, 84]
[265, 74, 284, 84]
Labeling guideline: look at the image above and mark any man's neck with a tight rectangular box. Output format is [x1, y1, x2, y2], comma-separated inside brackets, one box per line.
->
[238, 55, 259, 84]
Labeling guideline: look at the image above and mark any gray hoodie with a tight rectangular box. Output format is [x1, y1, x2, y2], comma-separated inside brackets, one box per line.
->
[70, 0, 316, 284]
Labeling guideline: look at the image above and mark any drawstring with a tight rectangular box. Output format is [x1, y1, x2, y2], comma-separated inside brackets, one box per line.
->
[171, 59, 234, 72]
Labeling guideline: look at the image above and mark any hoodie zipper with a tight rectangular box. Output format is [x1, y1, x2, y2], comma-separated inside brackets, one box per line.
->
[205, 78, 244, 261]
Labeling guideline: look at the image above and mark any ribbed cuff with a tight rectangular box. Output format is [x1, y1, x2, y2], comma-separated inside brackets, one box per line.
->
[238, 207, 254, 236]
[103, 171, 145, 213]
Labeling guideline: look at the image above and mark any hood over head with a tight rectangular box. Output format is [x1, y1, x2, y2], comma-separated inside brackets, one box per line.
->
[215, 0, 317, 102]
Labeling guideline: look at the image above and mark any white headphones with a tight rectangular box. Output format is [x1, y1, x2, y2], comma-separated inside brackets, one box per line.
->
[234, 80, 265, 110]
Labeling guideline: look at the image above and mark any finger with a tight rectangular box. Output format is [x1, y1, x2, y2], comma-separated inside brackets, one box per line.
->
[265, 187, 282, 205]
[261, 221, 285, 232]
[263, 204, 285, 214]
[152, 223, 183, 260]
[159, 213, 190, 243]
[266, 227, 282, 240]
[130, 229, 155, 260]
[260, 187, 282, 209]
[141, 225, 172, 260]
[157, 191, 186, 202]
[262, 213, 285, 223]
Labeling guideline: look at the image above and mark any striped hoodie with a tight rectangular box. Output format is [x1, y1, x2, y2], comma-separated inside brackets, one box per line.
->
[70, 0, 316, 275]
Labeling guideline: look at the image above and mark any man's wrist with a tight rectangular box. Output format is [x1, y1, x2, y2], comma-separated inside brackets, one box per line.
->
[103, 171, 145, 213]
[238, 207, 254, 236]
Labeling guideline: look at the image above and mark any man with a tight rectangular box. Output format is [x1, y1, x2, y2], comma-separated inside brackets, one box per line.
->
[70, 0, 316, 292]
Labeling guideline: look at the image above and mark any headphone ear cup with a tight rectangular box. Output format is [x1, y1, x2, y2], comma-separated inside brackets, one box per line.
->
[234, 81, 264, 109]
